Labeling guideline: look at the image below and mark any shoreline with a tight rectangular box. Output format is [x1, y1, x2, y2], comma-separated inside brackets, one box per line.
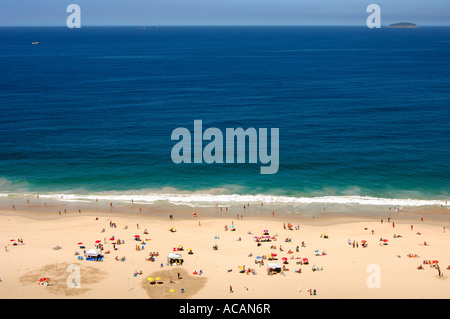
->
[1, 198, 449, 226]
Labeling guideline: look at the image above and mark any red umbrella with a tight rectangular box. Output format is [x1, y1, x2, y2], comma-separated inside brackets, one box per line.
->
[10, 239, 15, 242]
[77, 242, 83, 245]
[109, 237, 114, 241]
[361, 240, 367, 243]
[134, 235, 140, 238]
[95, 240, 101, 243]
[383, 239, 388, 242]
[271, 253, 277, 257]
[302, 258, 308, 262]
[282, 257, 288, 261]
[432, 260, 439, 264]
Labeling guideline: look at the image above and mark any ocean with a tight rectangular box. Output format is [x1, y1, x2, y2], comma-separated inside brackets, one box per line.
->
[0, 26, 449, 213]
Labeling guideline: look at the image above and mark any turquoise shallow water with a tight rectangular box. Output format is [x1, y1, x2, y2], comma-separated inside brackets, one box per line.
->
[0, 26, 449, 210]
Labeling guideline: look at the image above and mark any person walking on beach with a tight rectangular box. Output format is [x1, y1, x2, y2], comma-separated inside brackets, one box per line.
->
[230, 285, 233, 293]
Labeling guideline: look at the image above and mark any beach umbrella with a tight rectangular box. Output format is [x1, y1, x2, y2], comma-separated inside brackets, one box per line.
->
[282, 257, 287, 261]
[95, 240, 101, 243]
[361, 240, 367, 244]
[272, 253, 277, 257]
[134, 235, 140, 238]
[109, 237, 114, 241]
[147, 277, 154, 282]
[77, 242, 83, 245]
[383, 239, 388, 242]
[155, 277, 162, 281]
[302, 258, 308, 262]
[10, 239, 15, 242]
[432, 260, 439, 264]
[169, 289, 175, 293]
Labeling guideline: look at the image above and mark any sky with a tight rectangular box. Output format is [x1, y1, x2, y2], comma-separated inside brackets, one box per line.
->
[1, 0, 449, 26]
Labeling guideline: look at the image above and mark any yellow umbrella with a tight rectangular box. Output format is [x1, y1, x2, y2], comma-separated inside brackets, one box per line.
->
[147, 277, 155, 282]
[169, 289, 175, 293]
[177, 245, 183, 248]
[155, 277, 162, 281]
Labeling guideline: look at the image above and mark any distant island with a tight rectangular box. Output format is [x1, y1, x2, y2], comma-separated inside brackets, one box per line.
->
[387, 22, 418, 28]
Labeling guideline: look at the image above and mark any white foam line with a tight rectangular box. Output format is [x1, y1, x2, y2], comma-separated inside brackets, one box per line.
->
[5, 192, 446, 208]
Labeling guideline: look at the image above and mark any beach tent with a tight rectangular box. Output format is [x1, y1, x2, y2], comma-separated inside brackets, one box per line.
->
[267, 263, 282, 274]
[86, 249, 100, 257]
[85, 249, 102, 260]
[167, 252, 183, 265]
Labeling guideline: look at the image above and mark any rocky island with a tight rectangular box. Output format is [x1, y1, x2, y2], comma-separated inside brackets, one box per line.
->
[387, 22, 418, 28]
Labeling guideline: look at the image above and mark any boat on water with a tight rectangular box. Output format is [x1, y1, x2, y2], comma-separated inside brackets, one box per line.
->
[32, 41, 39, 45]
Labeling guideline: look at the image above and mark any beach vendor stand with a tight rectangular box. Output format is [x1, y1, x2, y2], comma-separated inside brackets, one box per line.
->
[167, 252, 184, 265]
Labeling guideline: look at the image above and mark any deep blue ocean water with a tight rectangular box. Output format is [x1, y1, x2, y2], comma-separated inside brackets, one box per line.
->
[0, 26, 449, 209]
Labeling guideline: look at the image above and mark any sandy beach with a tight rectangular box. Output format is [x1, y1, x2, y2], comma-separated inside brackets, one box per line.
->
[0, 202, 449, 299]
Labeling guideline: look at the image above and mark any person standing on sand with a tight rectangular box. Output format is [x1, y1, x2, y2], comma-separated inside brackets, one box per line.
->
[230, 285, 233, 293]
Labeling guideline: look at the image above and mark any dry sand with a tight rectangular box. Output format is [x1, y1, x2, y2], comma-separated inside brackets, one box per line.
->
[0, 206, 449, 299]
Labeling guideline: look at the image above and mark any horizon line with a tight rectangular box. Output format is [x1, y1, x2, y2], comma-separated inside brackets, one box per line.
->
[1, 24, 450, 27]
